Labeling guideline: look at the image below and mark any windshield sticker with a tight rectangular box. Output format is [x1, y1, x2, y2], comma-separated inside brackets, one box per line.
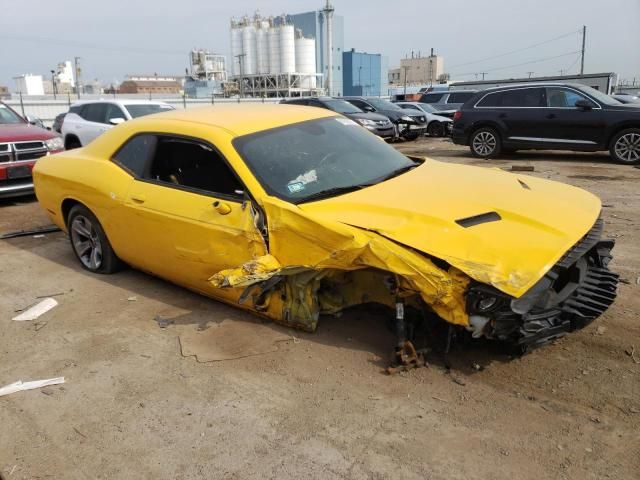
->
[335, 117, 358, 126]
[287, 182, 305, 193]
[291, 169, 318, 186]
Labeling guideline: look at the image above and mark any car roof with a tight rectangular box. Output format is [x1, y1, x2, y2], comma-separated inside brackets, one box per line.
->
[70, 99, 171, 107]
[130, 104, 337, 137]
[478, 82, 588, 93]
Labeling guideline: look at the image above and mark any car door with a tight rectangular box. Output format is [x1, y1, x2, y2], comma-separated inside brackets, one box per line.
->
[541, 87, 604, 146]
[479, 87, 547, 142]
[113, 133, 266, 299]
[76, 103, 110, 145]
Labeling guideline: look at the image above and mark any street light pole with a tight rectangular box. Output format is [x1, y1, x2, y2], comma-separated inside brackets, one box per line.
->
[50, 70, 57, 100]
[402, 66, 409, 97]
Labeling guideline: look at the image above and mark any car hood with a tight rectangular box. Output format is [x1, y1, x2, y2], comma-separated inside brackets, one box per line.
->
[299, 159, 601, 298]
[345, 111, 391, 122]
[430, 114, 452, 122]
[0, 123, 57, 142]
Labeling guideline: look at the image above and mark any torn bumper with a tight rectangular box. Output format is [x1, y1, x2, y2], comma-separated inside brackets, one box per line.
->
[466, 219, 618, 348]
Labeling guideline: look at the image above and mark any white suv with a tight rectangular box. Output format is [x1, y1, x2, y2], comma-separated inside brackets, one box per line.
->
[61, 99, 174, 149]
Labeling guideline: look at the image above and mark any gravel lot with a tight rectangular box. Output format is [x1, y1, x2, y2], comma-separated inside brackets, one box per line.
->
[1, 138, 639, 480]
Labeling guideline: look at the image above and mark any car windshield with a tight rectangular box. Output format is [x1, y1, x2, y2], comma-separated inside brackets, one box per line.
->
[415, 103, 437, 113]
[323, 99, 362, 114]
[234, 117, 416, 203]
[366, 98, 403, 111]
[578, 86, 622, 106]
[0, 104, 25, 124]
[125, 104, 174, 118]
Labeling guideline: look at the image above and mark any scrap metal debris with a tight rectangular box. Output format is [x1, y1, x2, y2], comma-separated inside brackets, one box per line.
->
[509, 165, 535, 172]
[12, 298, 58, 321]
[0, 377, 65, 397]
[178, 319, 290, 362]
[154, 315, 175, 329]
[0, 225, 61, 239]
[625, 345, 640, 364]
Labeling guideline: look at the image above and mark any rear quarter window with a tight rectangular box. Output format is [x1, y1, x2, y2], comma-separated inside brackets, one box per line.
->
[421, 93, 445, 103]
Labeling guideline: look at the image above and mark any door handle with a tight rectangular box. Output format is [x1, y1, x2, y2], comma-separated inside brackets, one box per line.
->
[546, 113, 556, 119]
[130, 194, 146, 203]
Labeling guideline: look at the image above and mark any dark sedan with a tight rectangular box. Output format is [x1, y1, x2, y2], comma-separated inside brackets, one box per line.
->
[452, 83, 640, 164]
[280, 97, 395, 138]
[341, 97, 428, 140]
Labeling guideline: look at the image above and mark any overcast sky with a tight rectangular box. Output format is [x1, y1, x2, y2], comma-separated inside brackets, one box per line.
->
[1, 0, 639, 89]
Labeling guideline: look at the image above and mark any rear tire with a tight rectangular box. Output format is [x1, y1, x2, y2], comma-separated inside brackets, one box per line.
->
[65, 135, 82, 150]
[610, 128, 640, 164]
[67, 204, 123, 274]
[470, 127, 501, 158]
[427, 122, 445, 137]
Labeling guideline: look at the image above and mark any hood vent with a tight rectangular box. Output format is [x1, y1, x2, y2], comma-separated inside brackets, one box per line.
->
[456, 211, 501, 228]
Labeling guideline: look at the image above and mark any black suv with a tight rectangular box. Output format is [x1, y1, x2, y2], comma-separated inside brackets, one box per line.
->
[452, 83, 640, 164]
[280, 97, 394, 138]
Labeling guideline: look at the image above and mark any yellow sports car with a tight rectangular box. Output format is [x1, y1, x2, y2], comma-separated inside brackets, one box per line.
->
[33, 105, 618, 359]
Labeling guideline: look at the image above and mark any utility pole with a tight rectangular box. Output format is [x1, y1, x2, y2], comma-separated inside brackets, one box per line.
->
[527, 71, 534, 79]
[580, 25, 586, 75]
[50, 69, 57, 100]
[74, 56, 82, 98]
[402, 66, 410, 96]
[235, 53, 246, 98]
[480, 72, 487, 81]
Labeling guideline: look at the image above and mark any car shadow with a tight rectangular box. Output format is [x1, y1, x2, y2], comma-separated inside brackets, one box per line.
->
[5, 232, 514, 374]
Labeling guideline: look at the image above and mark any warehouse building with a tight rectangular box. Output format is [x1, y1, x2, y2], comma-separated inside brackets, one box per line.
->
[342, 49, 388, 96]
[388, 50, 444, 87]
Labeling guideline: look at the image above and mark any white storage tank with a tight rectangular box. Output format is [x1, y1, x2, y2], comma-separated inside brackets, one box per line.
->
[256, 21, 270, 74]
[230, 23, 243, 77]
[268, 27, 281, 75]
[242, 23, 257, 75]
[279, 24, 295, 74]
[295, 36, 317, 88]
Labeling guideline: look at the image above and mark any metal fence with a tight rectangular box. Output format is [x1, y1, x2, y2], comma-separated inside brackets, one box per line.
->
[4, 94, 281, 127]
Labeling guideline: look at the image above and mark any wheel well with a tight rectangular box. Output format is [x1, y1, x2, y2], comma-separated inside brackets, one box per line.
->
[64, 134, 81, 149]
[61, 198, 81, 227]
[471, 122, 501, 138]
[606, 125, 640, 148]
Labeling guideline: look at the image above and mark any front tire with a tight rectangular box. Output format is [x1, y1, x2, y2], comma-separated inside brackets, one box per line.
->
[610, 128, 640, 165]
[427, 122, 445, 137]
[470, 127, 501, 158]
[67, 204, 123, 274]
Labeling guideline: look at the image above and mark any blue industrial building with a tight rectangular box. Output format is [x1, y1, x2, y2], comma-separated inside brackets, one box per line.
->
[342, 49, 388, 97]
[282, 10, 345, 96]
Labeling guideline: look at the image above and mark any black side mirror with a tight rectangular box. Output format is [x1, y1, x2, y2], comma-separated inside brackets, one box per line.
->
[575, 99, 593, 110]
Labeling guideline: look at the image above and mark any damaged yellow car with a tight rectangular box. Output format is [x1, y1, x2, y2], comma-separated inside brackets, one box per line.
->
[33, 105, 618, 360]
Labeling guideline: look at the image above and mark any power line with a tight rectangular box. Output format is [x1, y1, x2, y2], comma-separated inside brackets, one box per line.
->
[448, 29, 581, 71]
[456, 51, 581, 78]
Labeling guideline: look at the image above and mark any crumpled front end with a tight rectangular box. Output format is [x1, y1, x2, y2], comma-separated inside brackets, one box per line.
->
[464, 218, 619, 349]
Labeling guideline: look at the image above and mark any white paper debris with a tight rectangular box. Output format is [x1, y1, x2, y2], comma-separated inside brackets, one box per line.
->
[0, 377, 65, 397]
[12, 298, 58, 321]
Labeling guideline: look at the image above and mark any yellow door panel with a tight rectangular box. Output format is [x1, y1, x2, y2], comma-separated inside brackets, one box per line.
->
[119, 180, 266, 298]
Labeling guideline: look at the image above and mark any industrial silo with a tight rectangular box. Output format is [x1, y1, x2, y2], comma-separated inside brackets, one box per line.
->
[241, 19, 257, 75]
[268, 25, 281, 75]
[279, 23, 296, 74]
[295, 34, 317, 88]
[230, 20, 243, 77]
[256, 20, 270, 74]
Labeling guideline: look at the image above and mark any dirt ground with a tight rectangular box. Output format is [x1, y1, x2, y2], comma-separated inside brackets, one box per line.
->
[1, 139, 639, 480]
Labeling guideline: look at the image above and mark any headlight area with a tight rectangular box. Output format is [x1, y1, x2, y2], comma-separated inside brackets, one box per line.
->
[463, 223, 619, 351]
[45, 136, 64, 152]
[357, 119, 378, 128]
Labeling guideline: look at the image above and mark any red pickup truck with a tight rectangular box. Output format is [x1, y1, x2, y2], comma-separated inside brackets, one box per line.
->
[1, 102, 64, 198]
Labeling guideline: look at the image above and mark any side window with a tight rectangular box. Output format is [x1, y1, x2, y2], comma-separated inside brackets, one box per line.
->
[81, 103, 109, 123]
[112, 134, 156, 177]
[476, 92, 501, 107]
[348, 99, 370, 110]
[69, 105, 82, 114]
[146, 136, 243, 199]
[448, 92, 475, 103]
[547, 88, 596, 108]
[499, 88, 545, 107]
[421, 93, 445, 103]
[105, 104, 126, 122]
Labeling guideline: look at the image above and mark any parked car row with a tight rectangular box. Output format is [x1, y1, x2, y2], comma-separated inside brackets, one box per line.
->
[281, 96, 452, 141]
